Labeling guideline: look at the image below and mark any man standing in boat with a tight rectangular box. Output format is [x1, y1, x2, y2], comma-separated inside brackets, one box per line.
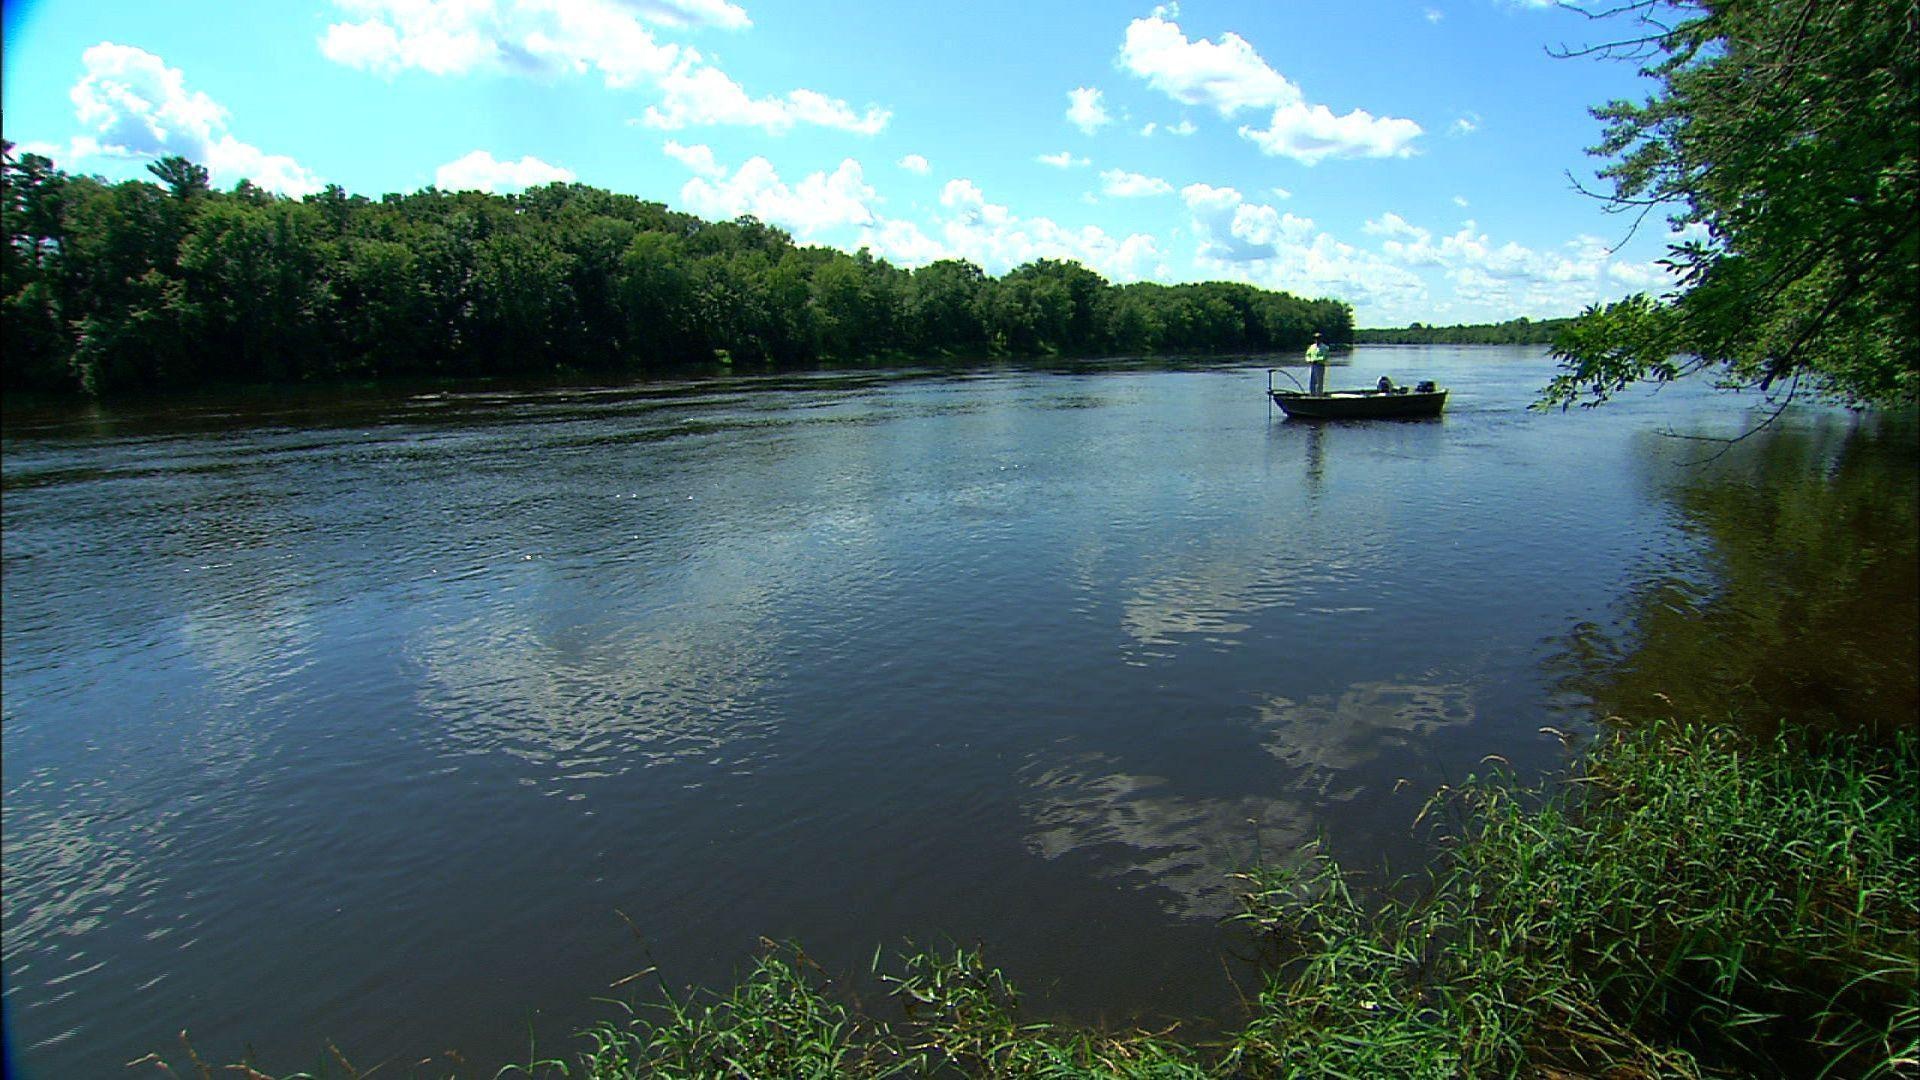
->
[1306, 331, 1328, 395]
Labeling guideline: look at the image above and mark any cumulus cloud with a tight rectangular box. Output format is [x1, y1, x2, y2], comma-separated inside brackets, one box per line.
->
[933, 178, 1162, 281]
[435, 150, 575, 192]
[1181, 183, 1312, 262]
[663, 139, 727, 177]
[322, 0, 887, 135]
[1240, 102, 1421, 164]
[897, 153, 930, 174]
[856, 218, 947, 266]
[640, 67, 890, 133]
[1066, 87, 1113, 134]
[649, 148, 1158, 280]
[53, 42, 323, 195]
[1099, 168, 1173, 197]
[1358, 211, 1672, 318]
[1452, 194, 1470, 208]
[1179, 182, 1426, 314]
[1119, 15, 1298, 115]
[666, 151, 879, 236]
[625, 0, 753, 31]
[1448, 112, 1480, 136]
[1141, 118, 1197, 137]
[1037, 150, 1091, 168]
[1118, 14, 1421, 164]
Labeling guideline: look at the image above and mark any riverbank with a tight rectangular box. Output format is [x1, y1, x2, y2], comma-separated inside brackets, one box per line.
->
[273, 714, 1888, 1078]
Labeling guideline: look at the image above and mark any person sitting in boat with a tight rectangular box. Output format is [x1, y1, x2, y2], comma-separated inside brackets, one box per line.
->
[1377, 375, 1394, 394]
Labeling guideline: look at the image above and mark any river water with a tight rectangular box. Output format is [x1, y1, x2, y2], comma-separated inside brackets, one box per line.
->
[3, 347, 1914, 1075]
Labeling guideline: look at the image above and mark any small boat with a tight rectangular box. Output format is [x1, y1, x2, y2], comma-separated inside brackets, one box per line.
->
[1270, 385, 1448, 419]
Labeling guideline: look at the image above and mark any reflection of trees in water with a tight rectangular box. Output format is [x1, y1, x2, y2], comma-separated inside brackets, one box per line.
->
[1554, 412, 1918, 738]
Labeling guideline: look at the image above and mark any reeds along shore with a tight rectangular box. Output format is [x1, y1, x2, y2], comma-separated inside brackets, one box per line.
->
[155, 715, 1920, 1079]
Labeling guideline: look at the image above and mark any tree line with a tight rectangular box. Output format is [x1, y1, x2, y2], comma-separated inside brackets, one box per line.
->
[1, 148, 1353, 397]
[1354, 316, 1575, 346]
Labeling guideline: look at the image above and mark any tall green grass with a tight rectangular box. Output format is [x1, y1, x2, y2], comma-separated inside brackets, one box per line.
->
[1229, 720, 1918, 1078]
[580, 719, 1916, 1079]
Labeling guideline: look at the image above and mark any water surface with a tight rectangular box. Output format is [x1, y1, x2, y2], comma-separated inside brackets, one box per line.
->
[4, 347, 1913, 1075]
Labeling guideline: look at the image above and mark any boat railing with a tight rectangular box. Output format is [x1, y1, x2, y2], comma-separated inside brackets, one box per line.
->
[1267, 367, 1308, 393]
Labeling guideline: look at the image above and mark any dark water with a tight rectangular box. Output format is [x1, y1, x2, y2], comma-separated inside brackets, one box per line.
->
[3, 347, 1914, 1076]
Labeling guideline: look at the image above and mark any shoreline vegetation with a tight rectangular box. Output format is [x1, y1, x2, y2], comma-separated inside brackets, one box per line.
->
[1354, 317, 1574, 347]
[149, 714, 1917, 1079]
[1, 147, 1351, 401]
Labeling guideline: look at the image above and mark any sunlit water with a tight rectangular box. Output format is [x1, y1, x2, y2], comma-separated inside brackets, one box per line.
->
[3, 347, 1913, 1075]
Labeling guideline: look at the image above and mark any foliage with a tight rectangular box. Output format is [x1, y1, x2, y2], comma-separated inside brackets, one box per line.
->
[1239, 720, 1919, 1078]
[1354, 315, 1575, 346]
[574, 942, 1207, 1079]
[0, 148, 1351, 397]
[1543, 0, 1920, 409]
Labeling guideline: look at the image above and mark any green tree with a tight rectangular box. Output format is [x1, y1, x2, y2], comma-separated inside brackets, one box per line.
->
[1545, 0, 1919, 408]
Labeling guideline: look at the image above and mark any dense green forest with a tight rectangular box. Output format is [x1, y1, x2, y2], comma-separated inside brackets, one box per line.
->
[1, 147, 1351, 398]
[1354, 316, 1574, 345]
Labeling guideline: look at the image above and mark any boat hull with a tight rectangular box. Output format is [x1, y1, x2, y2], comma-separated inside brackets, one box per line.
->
[1270, 388, 1447, 419]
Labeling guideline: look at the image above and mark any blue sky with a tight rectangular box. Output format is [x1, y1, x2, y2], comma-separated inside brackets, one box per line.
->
[3, 0, 1684, 325]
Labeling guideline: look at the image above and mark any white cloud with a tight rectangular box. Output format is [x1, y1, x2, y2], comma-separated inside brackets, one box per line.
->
[1239, 102, 1422, 164]
[623, 0, 753, 31]
[435, 149, 575, 192]
[671, 153, 879, 236]
[1362, 211, 1424, 240]
[935, 178, 1162, 281]
[1425, 8, 1444, 23]
[57, 42, 322, 195]
[898, 153, 930, 174]
[1448, 112, 1480, 136]
[1181, 183, 1426, 313]
[1358, 211, 1672, 318]
[323, 0, 887, 135]
[856, 218, 947, 267]
[1099, 168, 1173, 197]
[641, 67, 890, 134]
[1180, 182, 1243, 215]
[1167, 119, 1197, 136]
[663, 139, 726, 177]
[1119, 14, 1422, 164]
[1452, 194, 1470, 208]
[1270, 186, 1292, 200]
[1066, 87, 1112, 134]
[1118, 15, 1299, 116]
[1037, 150, 1091, 168]
[323, 0, 683, 84]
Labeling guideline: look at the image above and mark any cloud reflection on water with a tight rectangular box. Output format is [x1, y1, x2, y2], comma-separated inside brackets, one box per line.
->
[1256, 680, 1475, 800]
[1021, 749, 1311, 919]
[1018, 678, 1474, 917]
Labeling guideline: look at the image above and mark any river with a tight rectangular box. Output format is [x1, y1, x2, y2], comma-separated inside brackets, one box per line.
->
[3, 346, 1913, 1075]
